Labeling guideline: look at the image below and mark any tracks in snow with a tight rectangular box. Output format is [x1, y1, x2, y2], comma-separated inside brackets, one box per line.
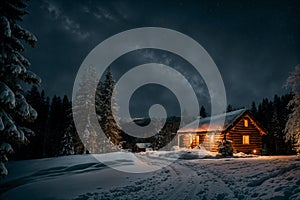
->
[0, 162, 108, 194]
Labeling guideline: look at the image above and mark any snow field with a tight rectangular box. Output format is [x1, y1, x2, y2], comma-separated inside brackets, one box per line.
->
[0, 152, 299, 200]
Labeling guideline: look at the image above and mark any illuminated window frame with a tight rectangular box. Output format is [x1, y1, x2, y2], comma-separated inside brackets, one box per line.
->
[244, 119, 248, 127]
[243, 135, 249, 144]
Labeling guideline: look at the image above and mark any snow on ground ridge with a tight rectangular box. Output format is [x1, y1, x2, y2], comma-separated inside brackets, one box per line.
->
[0, 152, 300, 200]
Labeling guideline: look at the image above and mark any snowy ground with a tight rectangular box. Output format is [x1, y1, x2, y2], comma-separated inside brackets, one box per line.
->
[0, 151, 300, 200]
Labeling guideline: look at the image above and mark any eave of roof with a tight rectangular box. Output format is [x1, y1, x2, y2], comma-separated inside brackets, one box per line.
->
[178, 109, 247, 133]
[178, 109, 267, 135]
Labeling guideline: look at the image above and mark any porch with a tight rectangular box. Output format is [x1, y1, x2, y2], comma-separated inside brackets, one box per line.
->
[177, 133, 222, 151]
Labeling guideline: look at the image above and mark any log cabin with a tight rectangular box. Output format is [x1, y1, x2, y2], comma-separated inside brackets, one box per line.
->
[177, 109, 267, 155]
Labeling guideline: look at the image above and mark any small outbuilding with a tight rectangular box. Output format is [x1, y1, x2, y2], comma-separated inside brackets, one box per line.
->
[177, 109, 267, 155]
[133, 143, 152, 152]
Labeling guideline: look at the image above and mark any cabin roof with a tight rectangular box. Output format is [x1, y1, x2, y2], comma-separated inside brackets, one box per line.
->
[178, 109, 252, 133]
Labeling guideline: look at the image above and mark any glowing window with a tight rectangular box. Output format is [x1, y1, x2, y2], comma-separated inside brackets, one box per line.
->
[244, 119, 248, 127]
[243, 135, 249, 144]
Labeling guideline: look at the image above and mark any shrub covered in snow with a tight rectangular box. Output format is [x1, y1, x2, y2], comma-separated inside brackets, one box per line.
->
[217, 139, 233, 157]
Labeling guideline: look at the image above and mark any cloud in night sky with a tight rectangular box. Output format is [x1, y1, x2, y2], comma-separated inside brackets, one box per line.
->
[41, 0, 90, 39]
[21, 0, 300, 116]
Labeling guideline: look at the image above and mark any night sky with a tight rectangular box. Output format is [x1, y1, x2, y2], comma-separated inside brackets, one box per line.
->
[21, 0, 300, 116]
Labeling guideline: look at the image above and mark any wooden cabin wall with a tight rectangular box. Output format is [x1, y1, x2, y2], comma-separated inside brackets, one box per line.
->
[200, 134, 222, 152]
[227, 115, 262, 154]
[178, 133, 222, 151]
[178, 134, 190, 148]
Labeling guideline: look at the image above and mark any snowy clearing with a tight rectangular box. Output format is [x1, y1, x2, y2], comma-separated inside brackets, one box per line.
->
[0, 152, 300, 200]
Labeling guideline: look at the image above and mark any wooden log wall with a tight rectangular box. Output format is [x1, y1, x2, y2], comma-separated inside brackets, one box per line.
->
[227, 115, 262, 154]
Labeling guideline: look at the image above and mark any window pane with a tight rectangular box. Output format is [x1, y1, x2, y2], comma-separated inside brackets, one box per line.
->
[243, 135, 249, 144]
[244, 119, 248, 127]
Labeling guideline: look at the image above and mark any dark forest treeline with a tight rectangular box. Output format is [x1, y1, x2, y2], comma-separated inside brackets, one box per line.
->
[251, 94, 294, 154]
[11, 88, 295, 160]
[12, 66, 121, 160]
[12, 86, 84, 160]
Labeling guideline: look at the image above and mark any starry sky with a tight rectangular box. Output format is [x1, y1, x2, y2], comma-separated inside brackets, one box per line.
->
[21, 0, 300, 117]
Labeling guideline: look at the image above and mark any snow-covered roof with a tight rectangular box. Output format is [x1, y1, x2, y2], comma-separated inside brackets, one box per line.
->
[178, 109, 247, 133]
[135, 143, 152, 148]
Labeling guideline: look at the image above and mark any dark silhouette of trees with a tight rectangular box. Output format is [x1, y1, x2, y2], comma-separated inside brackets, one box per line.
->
[13, 88, 85, 159]
[251, 94, 293, 155]
[200, 106, 208, 118]
[13, 86, 49, 159]
[226, 104, 233, 112]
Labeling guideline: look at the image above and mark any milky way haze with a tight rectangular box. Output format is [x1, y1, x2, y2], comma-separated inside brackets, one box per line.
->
[22, 0, 300, 115]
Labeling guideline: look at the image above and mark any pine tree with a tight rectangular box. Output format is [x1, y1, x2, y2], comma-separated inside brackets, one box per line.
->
[59, 125, 75, 156]
[39, 90, 50, 156]
[73, 65, 100, 153]
[0, 0, 40, 176]
[226, 104, 233, 112]
[28, 87, 50, 158]
[96, 67, 122, 151]
[58, 96, 71, 155]
[13, 86, 46, 159]
[45, 96, 65, 157]
[59, 96, 84, 156]
[153, 131, 165, 150]
[199, 105, 207, 118]
[284, 65, 300, 153]
[250, 101, 257, 116]
[101, 68, 122, 146]
[253, 94, 293, 155]
[67, 118, 85, 155]
[271, 96, 283, 154]
[95, 82, 112, 152]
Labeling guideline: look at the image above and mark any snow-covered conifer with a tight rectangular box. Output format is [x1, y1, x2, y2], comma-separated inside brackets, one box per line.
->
[73, 65, 100, 153]
[60, 125, 75, 156]
[0, 0, 40, 176]
[100, 68, 122, 147]
[285, 65, 300, 153]
[95, 68, 122, 151]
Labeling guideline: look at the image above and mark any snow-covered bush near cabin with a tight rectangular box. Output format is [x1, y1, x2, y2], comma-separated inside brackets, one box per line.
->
[217, 139, 233, 157]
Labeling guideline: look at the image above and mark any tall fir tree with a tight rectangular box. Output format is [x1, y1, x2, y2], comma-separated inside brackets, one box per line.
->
[101, 67, 122, 146]
[253, 94, 292, 154]
[59, 96, 73, 155]
[226, 104, 233, 112]
[73, 65, 100, 153]
[271, 95, 284, 154]
[60, 117, 84, 155]
[11, 85, 39, 159]
[26, 87, 49, 158]
[45, 95, 64, 157]
[39, 90, 50, 156]
[95, 82, 112, 152]
[199, 105, 207, 118]
[96, 67, 122, 151]
[0, 0, 40, 176]
[250, 101, 257, 116]
[59, 96, 84, 156]
[284, 65, 300, 153]
[12, 86, 49, 159]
